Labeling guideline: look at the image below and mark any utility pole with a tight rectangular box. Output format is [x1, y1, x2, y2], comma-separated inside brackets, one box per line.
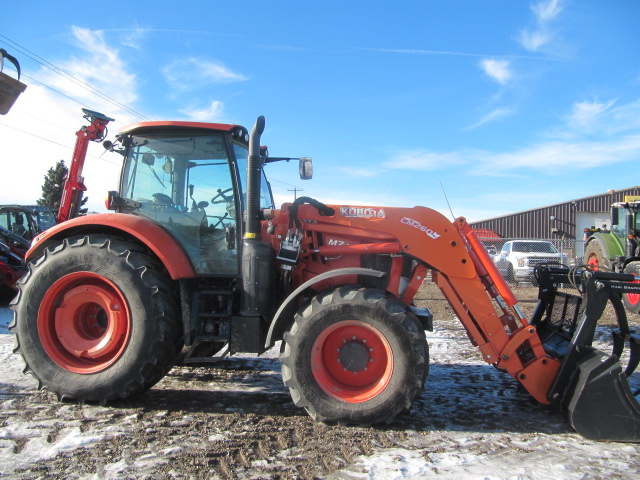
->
[287, 187, 303, 200]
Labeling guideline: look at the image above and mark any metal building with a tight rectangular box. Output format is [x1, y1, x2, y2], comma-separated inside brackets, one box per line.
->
[470, 186, 640, 250]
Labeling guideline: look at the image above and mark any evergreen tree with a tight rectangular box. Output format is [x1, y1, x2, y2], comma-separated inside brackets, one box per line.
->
[37, 160, 89, 216]
[37, 160, 67, 211]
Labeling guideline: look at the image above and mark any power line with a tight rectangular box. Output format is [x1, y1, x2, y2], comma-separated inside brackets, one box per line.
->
[0, 122, 122, 167]
[0, 34, 149, 121]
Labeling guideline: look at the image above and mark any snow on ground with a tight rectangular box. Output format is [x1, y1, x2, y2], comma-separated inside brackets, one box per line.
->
[1, 306, 640, 479]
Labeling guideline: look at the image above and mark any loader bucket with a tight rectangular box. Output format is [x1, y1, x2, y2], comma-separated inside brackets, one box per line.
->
[0, 49, 27, 115]
[562, 346, 640, 442]
[533, 265, 640, 442]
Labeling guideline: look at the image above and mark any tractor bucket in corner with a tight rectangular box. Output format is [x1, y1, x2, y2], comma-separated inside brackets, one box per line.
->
[532, 266, 640, 442]
[0, 48, 27, 115]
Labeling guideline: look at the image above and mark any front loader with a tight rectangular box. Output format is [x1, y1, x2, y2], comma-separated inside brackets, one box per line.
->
[10, 114, 640, 442]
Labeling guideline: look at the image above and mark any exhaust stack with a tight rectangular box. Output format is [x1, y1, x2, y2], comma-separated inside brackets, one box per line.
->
[244, 115, 265, 238]
[238, 116, 274, 342]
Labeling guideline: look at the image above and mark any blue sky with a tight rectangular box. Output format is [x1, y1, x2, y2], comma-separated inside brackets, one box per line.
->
[1, 0, 639, 221]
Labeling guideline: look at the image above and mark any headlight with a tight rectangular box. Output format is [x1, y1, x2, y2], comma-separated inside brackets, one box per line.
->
[517, 257, 526, 267]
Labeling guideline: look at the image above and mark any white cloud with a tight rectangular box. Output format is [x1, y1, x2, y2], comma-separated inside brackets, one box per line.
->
[518, 0, 564, 52]
[337, 166, 378, 178]
[384, 149, 468, 171]
[518, 31, 551, 52]
[120, 26, 147, 49]
[382, 98, 640, 177]
[568, 99, 617, 130]
[466, 108, 513, 130]
[532, 0, 564, 22]
[480, 59, 512, 85]
[54, 27, 138, 106]
[180, 100, 225, 122]
[478, 136, 640, 174]
[162, 58, 247, 90]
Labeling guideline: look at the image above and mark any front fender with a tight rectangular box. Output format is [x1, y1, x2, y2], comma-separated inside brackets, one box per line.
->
[589, 232, 624, 260]
[264, 267, 385, 348]
[28, 213, 196, 280]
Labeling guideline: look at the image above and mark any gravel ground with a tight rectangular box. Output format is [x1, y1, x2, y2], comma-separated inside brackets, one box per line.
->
[1, 283, 639, 479]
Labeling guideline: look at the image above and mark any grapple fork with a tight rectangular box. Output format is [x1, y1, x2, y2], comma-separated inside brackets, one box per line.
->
[532, 265, 640, 442]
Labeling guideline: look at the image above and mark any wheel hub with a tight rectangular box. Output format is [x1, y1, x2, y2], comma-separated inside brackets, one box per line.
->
[311, 320, 393, 403]
[339, 340, 370, 372]
[38, 272, 131, 374]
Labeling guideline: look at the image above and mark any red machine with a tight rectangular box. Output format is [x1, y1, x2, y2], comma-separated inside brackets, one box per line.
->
[57, 109, 113, 223]
[11, 116, 640, 442]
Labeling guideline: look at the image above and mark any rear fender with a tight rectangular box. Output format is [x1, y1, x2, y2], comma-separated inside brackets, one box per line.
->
[27, 213, 196, 280]
[264, 267, 385, 348]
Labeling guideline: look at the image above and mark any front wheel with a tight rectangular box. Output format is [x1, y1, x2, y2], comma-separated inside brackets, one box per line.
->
[280, 286, 428, 425]
[584, 239, 611, 271]
[10, 235, 182, 403]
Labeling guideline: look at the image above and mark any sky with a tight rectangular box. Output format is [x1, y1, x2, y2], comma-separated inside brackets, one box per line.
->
[0, 0, 639, 222]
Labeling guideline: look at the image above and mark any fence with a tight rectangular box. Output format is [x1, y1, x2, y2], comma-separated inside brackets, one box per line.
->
[475, 237, 582, 287]
[477, 237, 581, 263]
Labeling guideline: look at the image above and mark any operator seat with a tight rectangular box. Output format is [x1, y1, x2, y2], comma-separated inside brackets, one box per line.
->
[11, 214, 27, 238]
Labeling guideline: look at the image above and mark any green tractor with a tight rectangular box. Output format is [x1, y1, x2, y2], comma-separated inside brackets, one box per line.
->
[584, 197, 640, 313]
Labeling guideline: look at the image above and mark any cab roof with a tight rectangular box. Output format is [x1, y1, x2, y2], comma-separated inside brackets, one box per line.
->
[119, 121, 241, 135]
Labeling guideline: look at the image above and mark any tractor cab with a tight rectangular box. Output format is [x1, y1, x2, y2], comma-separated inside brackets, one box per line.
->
[107, 122, 274, 276]
[610, 200, 640, 258]
[0, 205, 57, 241]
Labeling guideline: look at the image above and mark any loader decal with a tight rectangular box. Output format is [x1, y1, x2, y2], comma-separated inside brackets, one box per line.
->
[340, 206, 386, 219]
[401, 217, 441, 239]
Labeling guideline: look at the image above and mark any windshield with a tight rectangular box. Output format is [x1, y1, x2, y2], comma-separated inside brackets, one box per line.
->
[120, 133, 240, 275]
[512, 242, 558, 254]
[32, 208, 57, 232]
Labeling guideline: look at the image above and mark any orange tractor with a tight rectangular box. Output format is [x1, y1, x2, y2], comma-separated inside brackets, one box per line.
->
[11, 114, 640, 442]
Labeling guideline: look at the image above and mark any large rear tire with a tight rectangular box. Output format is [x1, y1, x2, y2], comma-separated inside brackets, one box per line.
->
[280, 286, 428, 425]
[10, 235, 182, 403]
[584, 239, 611, 271]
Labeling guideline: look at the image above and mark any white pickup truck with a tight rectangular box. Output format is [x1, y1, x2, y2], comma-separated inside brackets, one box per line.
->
[494, 240, 567, 284]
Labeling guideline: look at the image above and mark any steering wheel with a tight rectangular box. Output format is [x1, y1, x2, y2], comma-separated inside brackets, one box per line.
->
[152, 193, 174, 206]
[211, 188, 233, 204]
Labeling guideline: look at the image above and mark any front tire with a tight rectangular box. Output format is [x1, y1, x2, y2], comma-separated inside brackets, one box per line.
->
[280, 286, 428, 425]
[584, 238, 611, 271]
[10, 235, 182, 403]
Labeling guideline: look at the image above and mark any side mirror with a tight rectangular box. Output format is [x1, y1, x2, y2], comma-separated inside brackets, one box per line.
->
[299, 157, 313, 180]
[142, 152, 156, 166]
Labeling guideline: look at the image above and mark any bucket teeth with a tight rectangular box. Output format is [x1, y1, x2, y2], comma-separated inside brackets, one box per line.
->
[610, 330, 640, 377]
[624, 335, 640, 377]
[612, 330, 625, 359]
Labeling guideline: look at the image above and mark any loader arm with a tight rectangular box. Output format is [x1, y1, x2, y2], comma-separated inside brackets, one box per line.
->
[57, 109, 114, 223]
[269, 203, 559, 401]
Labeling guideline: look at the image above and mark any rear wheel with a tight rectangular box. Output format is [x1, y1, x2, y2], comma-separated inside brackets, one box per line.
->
[10, 234, 182, 403]
[280, 286, 428, 424]
[623, 261, 640, 314]
[584, 239, 611, 271]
